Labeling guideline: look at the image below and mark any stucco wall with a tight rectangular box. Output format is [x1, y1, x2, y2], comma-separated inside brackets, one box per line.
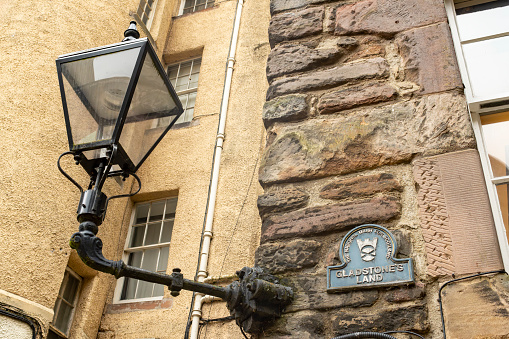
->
[97, 0, 270, 338]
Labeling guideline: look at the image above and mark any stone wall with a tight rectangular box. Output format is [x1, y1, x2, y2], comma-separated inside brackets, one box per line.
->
[256, 0, 508, 338]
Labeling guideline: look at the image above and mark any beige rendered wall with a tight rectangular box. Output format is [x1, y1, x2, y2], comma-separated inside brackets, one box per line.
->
[98, 0, 270, 338]
[0, 0, 169, 338]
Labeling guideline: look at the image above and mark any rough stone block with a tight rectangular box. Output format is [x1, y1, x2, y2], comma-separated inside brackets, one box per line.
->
[257, 186, 309, 217]
[255, 239, 322, 274]
[263, 94, 309, 127]
[335, 0, 446, 36]
[263, 311, 326, 339]
[318, 83, 397, 114]
[384, 282, 426, 303]
[270, 0, 327, 15]
[331, 303, 429, 335]
[320, 173, 402, 200]
[261, 196, 401, 242]
[396, 22, 462, 95]
[287, 275, 379, 312]
[267, 43, 341, 81]
[442, 274, 509, 339]
[269, 7, 324, 48]
[259, 92, 474, 185]
[266, 57, 389, 100]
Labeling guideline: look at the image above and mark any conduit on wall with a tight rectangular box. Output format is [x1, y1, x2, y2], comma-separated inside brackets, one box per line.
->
[189, 0, 244, 338]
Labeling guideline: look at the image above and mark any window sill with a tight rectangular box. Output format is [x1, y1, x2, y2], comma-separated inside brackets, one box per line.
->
[106, 298, 173, 314]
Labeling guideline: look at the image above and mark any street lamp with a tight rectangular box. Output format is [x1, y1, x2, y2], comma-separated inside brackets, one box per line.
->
[56, 22, 292, 334]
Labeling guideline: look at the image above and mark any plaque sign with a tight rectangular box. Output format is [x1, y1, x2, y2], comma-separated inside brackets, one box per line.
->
[327, 224, 414, 292]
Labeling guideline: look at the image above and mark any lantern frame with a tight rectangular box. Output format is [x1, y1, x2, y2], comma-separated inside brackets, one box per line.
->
[56, 38, 183, 176]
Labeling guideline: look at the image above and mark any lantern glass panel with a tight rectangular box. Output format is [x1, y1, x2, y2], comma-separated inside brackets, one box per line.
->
[118, 51, 181, 168]
[60, 47, 141, 149]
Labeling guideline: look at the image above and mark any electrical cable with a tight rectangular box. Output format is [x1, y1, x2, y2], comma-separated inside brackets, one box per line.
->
[331, 332, 397, 339]
[383, 330, 425, 338]
[240, 326, 249, 339]
[0, 302, 42, 339]
[438, 269, 506, 339]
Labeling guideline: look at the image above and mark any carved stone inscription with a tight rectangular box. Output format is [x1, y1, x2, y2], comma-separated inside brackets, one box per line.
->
[327, 224, 414, 291]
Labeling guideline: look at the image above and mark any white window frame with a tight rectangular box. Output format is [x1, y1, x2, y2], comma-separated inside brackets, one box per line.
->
[113, 198, 176, 304]
[166, 57, 201, 125]
[445, 0, 509, 113]
[137, 0, 159, 30]
[178, 0, 215, 15]
[445, 0, 509, 271]
[49, 267, 82, 338]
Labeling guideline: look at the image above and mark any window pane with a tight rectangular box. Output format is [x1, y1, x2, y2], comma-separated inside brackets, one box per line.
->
[184, 0, 194, 7]
[187, 92, 197, 110]
[456, 0, 509, 42]
[135, 204, 149, 224]
[62, 274, 80, 305]
[122, 277, 138, 300]
[179, 62, 192, 78]
[141, 248, 159, 271]
[165, 199, 177, 218]
[153, 283, 164, 297]
[189, 73, 199, 89]
[195, 4, 205, 11]
[145, 222, 162, 245]
[54, 302, 73, 334]
[136, 281, 154, 299]
[127, 251, 143, 268]
[150, 201, 165, 221]
[161, 220, 174, 243]
[176, 76, 189, 91]
[480, 111, 509, 178]
[157, 247, 170, 272]
[130, 225, 145, 248]
[191, 59, 201, 73]
[462, 35, 509, 98]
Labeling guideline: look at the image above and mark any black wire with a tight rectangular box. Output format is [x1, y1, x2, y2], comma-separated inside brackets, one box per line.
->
[438, 269, 506, 339]
[201, 315, 235, 323]
[240, 326, 249, 339]
[383, 330, 425, 339]
[0, 303, 42, 339]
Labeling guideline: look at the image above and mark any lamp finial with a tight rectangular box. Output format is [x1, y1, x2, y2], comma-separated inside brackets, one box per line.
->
[123, 21, 140, 42]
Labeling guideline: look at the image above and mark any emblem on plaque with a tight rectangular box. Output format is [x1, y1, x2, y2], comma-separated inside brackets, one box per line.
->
[327, 224, 414, 292]
[357, 238, 377, 261]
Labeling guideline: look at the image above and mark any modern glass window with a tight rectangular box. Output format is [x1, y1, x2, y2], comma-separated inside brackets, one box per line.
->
[137, 0, 158, 29]
[48, 268, 82, 339]
[164, 58, 201, 124]
[180, 0, 215, 15]
[119, 198, 176, 301]
[446, 0, 509, 110]
[446, 0, 509, 270]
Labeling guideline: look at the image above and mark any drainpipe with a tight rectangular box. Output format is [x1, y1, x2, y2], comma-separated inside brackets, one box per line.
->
[189, 0, 244, 338]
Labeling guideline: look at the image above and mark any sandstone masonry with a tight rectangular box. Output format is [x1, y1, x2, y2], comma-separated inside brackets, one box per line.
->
[257, 0, 508, 337]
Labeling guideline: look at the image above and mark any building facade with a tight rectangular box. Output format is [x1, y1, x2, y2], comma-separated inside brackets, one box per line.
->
[1, 0, 509, 338]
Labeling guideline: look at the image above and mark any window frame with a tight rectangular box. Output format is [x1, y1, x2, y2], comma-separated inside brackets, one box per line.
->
[165, 57, 202, 125]
[445, 0, 509, 113]
[137, 0, 159, 30]
[445, 0, 509, 271]
[178, 0, 215, 15]
[113, 198, 177, 304]
[48, 267, 82, 338]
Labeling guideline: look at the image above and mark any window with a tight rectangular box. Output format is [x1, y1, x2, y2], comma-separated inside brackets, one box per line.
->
[165, 58, 201, 124]
[445, 0, 509, 270]
[48, 268, 82, 339]
[137, 0, 158, 29]
[118, 198, 176, 302]
[179, 0, 215, 15]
